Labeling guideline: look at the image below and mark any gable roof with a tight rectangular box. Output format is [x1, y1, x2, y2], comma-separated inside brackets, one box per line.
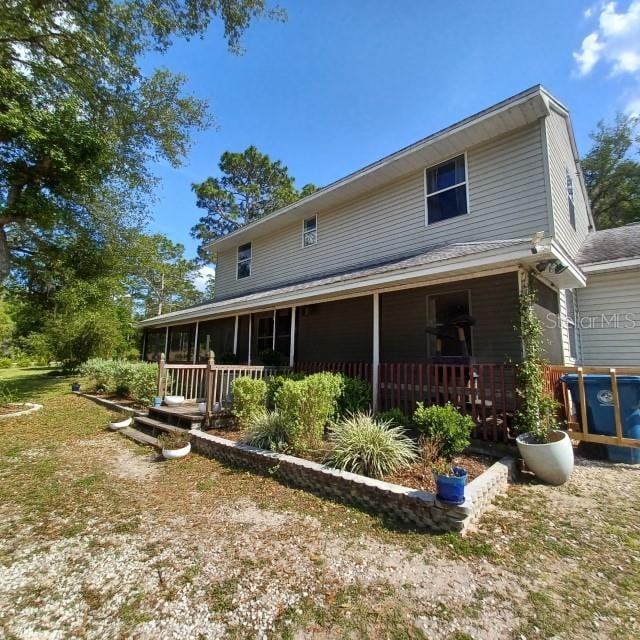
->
[576, 223, 640, 267]
[205, 85, 567, 254]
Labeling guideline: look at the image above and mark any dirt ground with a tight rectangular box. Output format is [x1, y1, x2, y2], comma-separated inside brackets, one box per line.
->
[0, 376, 639, 639]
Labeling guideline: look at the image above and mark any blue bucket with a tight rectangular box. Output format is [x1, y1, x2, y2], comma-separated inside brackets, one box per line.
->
[152, 396, 162, 407]
[434, 466, 468, 505]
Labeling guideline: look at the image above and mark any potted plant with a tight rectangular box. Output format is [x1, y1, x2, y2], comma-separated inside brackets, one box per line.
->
[158, 431, 192, 460]
[514, 288, 574, 485]
[432, 459, 468, 505]
[413, 402, 475, 504]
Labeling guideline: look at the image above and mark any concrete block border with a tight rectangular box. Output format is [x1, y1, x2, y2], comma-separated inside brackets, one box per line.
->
[0, 402, 43, 420]
[79, 391, 515, 533]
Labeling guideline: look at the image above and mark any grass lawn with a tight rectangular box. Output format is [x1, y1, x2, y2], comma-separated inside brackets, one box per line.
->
[0, 368, 639, 639]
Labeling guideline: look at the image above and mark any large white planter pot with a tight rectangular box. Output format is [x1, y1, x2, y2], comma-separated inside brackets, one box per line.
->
[164, 395, 185, 407]
[516, 430, 574, 485]
[161, 442, 191, 460]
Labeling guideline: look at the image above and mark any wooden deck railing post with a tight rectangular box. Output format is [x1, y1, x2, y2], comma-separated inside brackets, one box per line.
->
[577, 367, 589, 436]
[205, 351, 215, 420]
[610, 368, 623, 443]
[157, 353, 166, 399]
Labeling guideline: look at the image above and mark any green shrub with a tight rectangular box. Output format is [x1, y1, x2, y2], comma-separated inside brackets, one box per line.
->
[412, 402, 474, 460]
[245, 411, 294, 452]
[80, 358, 157, 405]
[275, 372, 344, 451]
[0, 357, 13, 369]
[0, 381, 19, 405]
[336, 375, 371, 415]
[232, 376, 267, 427]
[128, 363, 159, 406]
[326, 413, 417, 479]
[376, 408, 408, 427]
[266, 373, 305, 410]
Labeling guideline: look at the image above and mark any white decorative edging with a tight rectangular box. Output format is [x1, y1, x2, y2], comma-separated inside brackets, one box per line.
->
[0, 403, 43, 420]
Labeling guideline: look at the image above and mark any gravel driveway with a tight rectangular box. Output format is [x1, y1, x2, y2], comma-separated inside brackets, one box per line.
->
[1, 392, 639, 639]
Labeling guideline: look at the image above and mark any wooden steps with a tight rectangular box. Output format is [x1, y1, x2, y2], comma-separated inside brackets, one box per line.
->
[120, 426, 160, 448]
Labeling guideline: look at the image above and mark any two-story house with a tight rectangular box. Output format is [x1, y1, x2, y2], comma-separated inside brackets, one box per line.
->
[139, 85, 603, 405]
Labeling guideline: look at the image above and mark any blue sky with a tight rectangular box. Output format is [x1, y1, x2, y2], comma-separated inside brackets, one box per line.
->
[144, 0, 640, 283]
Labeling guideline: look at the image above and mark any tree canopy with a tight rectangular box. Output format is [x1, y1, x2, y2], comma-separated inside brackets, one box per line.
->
[0, 0, 283, 282]
[582, 113, 640, 229]
[191, 145, 316, 258]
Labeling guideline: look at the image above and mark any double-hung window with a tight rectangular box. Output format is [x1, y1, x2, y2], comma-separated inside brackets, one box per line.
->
[566, 168, 576, 230]
[303, 215, 317, 247]
[237, 242, 252, 279]
[425, 154, 468, 224]
[565, 290, 578, 360]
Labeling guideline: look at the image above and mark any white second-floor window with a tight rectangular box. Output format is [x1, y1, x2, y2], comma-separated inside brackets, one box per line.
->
[237, 242, 252, 279]
[425, 154, 468, 224]
[566, 168, 576, 230]
[303, 215, 317, 247]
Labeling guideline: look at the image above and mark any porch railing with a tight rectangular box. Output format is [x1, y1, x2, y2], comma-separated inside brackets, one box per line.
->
[545, 365, 640, 450]
[295, 361, 372, 382]
[157, 352, 289, 414]
[378, 363, 518, 442]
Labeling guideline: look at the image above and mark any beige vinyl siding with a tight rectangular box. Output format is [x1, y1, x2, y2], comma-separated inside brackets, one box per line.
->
[558, 289, 579, 365]
[576, 269, 640, 366]
[215, 122, 550, 300]
[545, 109, 590, 258]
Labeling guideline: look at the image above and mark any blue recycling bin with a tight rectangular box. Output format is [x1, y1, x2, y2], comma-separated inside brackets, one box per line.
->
[561, 374, 640, 464]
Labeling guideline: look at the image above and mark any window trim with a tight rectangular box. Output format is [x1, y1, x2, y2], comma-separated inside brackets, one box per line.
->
[236, 242, 252, 280]
[424, 152, 470, 227]
[302, 215, 318, 248]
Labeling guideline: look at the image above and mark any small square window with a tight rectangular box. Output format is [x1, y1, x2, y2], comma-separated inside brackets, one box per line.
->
[237, 242, 252, 279]
[303, 216, 317, 247]
[425, 155, 468, 224]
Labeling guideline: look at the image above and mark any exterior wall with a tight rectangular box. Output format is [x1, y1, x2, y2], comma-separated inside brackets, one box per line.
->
[215, 122, 550, 300]
[295, 296, 373, 363]
[380, 272, 522, 363]
[576, 268, 640, 366]
[531, 276, 563, 364]
[545, 109, 590, 258]
[558, 289, 579, 365]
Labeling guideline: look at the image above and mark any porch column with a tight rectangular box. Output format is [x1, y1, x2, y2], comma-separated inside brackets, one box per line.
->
[164, 326, 169, 361]
[192, 321, 199, 364]
[141, 330, 147, 362]
[233, 315, 239, 354]
[247, 314, 252, 364]
[272, 309, 277, 350]
[372, 293, 380, 412]
[289, 305, 296, 368]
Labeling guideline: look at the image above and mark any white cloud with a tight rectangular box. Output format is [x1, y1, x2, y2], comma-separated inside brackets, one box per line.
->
[194, 265, 215, 292]
[574, 32, 605, 75]
[574, 1, 640, 112]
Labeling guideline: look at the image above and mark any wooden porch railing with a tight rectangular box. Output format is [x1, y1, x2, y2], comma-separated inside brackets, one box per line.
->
[545, 365, 640, 449]
[378, 363, 519, 443]
[157, 352, 289, 414]
[294, 361, 372, 382]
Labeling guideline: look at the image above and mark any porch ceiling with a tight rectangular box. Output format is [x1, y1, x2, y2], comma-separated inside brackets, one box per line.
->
[138, 237, 585, 328]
